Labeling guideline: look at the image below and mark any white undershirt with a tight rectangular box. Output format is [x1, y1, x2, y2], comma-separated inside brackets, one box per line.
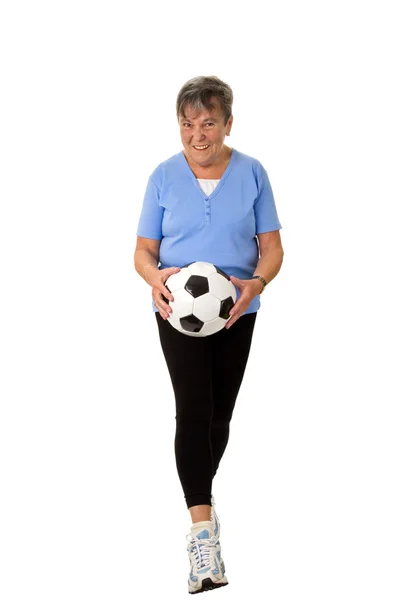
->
[196, 179, 220, 195]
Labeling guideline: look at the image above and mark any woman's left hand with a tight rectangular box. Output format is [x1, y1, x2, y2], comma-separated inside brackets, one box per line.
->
[225, 276, 263, 329]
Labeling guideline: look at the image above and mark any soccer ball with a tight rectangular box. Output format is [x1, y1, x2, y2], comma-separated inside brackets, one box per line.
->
[164, 261, 237, 337]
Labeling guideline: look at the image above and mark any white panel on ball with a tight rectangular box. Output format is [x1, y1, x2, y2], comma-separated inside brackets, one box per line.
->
[165, 268, 191, 292]
[208, 272, 237, 301]
[170, 288, 194, 318]
[187, 262, 216, 276]
[201, 317, 227, 336]
[193, 293, 221, 322]
[166, 310, 184, 333]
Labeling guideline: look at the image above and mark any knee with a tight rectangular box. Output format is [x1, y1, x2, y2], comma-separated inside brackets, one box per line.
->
[211, 415, 231, 429]
[175, 408, 212, 429]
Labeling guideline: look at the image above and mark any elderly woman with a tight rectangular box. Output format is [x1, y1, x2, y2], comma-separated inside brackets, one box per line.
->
[134, 75, 283, 594]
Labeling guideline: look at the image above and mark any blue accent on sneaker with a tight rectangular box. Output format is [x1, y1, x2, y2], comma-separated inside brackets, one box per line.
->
[196, 529, 210, 540]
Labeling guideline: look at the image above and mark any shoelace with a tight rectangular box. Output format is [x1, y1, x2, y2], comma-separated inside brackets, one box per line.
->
[186, 534, 218, 570]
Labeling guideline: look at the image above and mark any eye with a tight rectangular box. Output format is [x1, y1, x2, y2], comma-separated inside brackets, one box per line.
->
[182, 122, 192, 128]
[204, 122, 214, 127]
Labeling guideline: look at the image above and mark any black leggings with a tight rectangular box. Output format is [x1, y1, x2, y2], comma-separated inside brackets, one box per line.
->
[155, 311, 257, 509]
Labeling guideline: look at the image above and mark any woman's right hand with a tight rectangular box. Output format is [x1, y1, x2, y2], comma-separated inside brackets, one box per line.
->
[148, 266, 181, 319]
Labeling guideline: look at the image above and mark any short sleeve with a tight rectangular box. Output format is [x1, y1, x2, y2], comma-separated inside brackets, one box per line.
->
[136, 176, 164, 240]
[254, 163, 282, 233]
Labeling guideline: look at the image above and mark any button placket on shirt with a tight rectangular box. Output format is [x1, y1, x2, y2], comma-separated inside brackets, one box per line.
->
[204, 197, 211, 223]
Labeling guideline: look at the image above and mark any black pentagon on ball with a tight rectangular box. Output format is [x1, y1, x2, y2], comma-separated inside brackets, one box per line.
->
[219, 296, 235, 320]
[180, 314, 204, 333]
[215, 266, 231, 281]
[184, 275, 209, 298]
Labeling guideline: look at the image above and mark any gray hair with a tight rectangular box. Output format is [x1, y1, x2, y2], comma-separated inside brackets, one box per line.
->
[176, 76, 233, 125]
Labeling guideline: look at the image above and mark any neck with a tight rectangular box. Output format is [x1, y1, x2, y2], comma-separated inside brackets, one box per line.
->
[184, 146, 232, 174]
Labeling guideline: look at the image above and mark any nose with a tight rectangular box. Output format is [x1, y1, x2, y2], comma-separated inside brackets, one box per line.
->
[192, 125, 206, 142]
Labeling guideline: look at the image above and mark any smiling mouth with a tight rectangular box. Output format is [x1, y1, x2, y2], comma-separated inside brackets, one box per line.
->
[193, 145, 210, 150]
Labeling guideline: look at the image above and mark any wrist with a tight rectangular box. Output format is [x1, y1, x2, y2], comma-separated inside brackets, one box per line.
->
[251, 275, 267, 294]
[143, 263, 158, 285]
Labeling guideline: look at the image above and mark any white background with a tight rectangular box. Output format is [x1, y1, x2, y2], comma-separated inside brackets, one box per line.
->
[1, 1, 399, 598]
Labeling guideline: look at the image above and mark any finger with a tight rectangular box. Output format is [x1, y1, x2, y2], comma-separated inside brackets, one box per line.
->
[225, 313, 240, 329]
[229, 300, 245, 317]
[157, 291, 173, 313]
[161, 284, 174, 302]
[162, 266, 180, 282]
[230, 275, 242, 288]
[155, 302, 170, 320]
[157, 301, 171, 316]
[154, 283, 174, 303]
[165, 266, 181, 275]
[161, 267, 180, 299]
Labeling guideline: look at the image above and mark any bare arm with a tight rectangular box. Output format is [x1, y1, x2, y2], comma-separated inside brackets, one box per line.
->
[134, 236, 161, 284]
[133, 236, 180, 319]
[226, 230, 284, 328]
[253, 230, 284, 292]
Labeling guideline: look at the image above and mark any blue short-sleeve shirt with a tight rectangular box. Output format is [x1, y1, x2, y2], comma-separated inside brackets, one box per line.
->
[136, 148, 282, 314]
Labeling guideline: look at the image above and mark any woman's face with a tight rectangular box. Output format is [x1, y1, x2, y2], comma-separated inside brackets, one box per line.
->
[179, 99, 233, 168]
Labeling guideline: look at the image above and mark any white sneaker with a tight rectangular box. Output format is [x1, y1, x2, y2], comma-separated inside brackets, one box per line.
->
[210, 495, 220, 539]
[187, 526, 228, 594]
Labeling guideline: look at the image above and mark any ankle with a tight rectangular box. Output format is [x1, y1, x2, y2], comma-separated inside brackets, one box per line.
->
[189, 504, 212, 523]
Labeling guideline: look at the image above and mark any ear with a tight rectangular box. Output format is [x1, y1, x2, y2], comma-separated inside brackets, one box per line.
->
[226, 114, 233, 136]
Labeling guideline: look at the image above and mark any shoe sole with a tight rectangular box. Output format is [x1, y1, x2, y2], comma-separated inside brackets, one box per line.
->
[189, 578, 229, 594]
